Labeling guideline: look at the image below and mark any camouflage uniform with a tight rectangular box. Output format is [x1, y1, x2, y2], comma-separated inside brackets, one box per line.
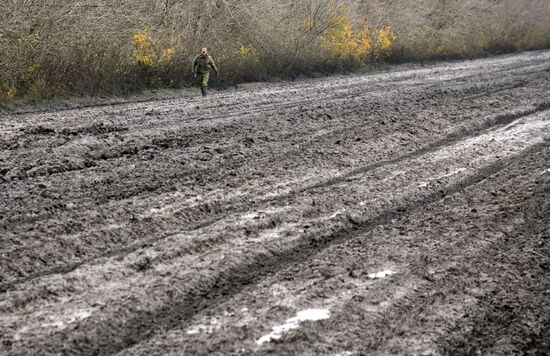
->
[193, 49, 218, 96]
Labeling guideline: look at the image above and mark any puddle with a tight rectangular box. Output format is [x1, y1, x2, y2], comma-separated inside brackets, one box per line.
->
[368, 270, 396, 279]
[256, 309, 330, 345]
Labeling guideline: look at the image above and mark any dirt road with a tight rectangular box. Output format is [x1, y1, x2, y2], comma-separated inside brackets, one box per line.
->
[1, 50, 550, 355]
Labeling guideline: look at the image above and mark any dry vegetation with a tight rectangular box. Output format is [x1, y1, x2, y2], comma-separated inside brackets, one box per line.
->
[1, 0, 549, 101]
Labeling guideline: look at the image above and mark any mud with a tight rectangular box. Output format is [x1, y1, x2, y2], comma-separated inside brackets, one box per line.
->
[1, 50, 550, 355]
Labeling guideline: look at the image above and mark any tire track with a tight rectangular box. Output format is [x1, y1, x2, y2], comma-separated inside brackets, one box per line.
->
[129, 144, 549, 354]
[1, 104, 549, 294]
[2, 50, 550, 355]
[2, 54, 546, 193]
[2, 59, 545, 225]
[19, 141, 546, 356]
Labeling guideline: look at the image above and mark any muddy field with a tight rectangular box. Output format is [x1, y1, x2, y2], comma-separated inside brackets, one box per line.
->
[1, 50, 550, 355]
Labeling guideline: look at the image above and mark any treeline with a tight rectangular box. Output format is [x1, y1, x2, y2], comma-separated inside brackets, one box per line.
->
[1, 0, 549, 101]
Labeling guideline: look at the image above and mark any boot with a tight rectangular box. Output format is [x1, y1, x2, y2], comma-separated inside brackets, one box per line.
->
[201, 87, 207, 97]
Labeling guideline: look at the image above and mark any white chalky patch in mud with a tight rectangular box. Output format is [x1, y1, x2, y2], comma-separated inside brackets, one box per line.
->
[186, 327, 200, 335]
[41, 309, 92, 330]
[146, 206, 175, 218]
[329, 210, 345, 219]
[256, 309, 330, 345]
[368, 270, 396, 279]
[251, 223, 302, 245]
[258, 229, 281, 240]
[185, 317, 222, 335]
[241, 212, 259, 220]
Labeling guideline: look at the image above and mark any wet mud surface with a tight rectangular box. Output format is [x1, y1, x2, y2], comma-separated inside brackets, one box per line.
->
[1, 50, 550, 355]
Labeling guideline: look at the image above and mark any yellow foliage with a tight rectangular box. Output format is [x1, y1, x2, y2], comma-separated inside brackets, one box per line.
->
[319, 3, 396, 62]
[132, 29, 157, 68]
[131, 29, 176, 69]
[161, 47, 175, 63]
[237, 44, 257, 59]
[28, 63, 41, 75]
[377, 26, 397, 51]
[322, 16, 373, 61]
[15, 32, 41, 48]
[357, 24, 373, 58]
[8, 86, 17, 98]
[302, 16, 315, 32]
[322, 12, 397, 61]
[2, 82, 17, 99]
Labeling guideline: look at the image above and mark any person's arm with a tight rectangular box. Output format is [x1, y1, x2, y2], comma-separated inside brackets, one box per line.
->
[209, 56, 219, 75]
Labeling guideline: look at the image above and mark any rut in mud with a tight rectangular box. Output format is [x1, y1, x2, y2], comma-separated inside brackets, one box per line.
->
[1, 50, 550, 355]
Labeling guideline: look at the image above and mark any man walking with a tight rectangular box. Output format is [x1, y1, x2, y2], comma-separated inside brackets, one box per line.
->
[193, 47, 219, 97]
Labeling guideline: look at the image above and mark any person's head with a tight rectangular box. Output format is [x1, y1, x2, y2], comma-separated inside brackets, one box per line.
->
[200, 47, 208, 56]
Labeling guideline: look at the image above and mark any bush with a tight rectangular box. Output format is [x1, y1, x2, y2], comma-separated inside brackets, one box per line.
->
[0, 0, 549, 101]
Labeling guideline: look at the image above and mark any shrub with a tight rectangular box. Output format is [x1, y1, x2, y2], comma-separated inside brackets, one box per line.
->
[0, 0, 548, 101]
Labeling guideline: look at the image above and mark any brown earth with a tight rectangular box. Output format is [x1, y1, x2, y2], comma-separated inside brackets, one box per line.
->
[1, 50, 550, 355]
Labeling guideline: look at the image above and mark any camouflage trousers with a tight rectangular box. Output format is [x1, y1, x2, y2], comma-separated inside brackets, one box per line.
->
[197, 72, 210, 88]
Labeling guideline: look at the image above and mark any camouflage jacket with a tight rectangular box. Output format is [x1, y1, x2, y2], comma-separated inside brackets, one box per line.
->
[193, 55, 218, 75]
